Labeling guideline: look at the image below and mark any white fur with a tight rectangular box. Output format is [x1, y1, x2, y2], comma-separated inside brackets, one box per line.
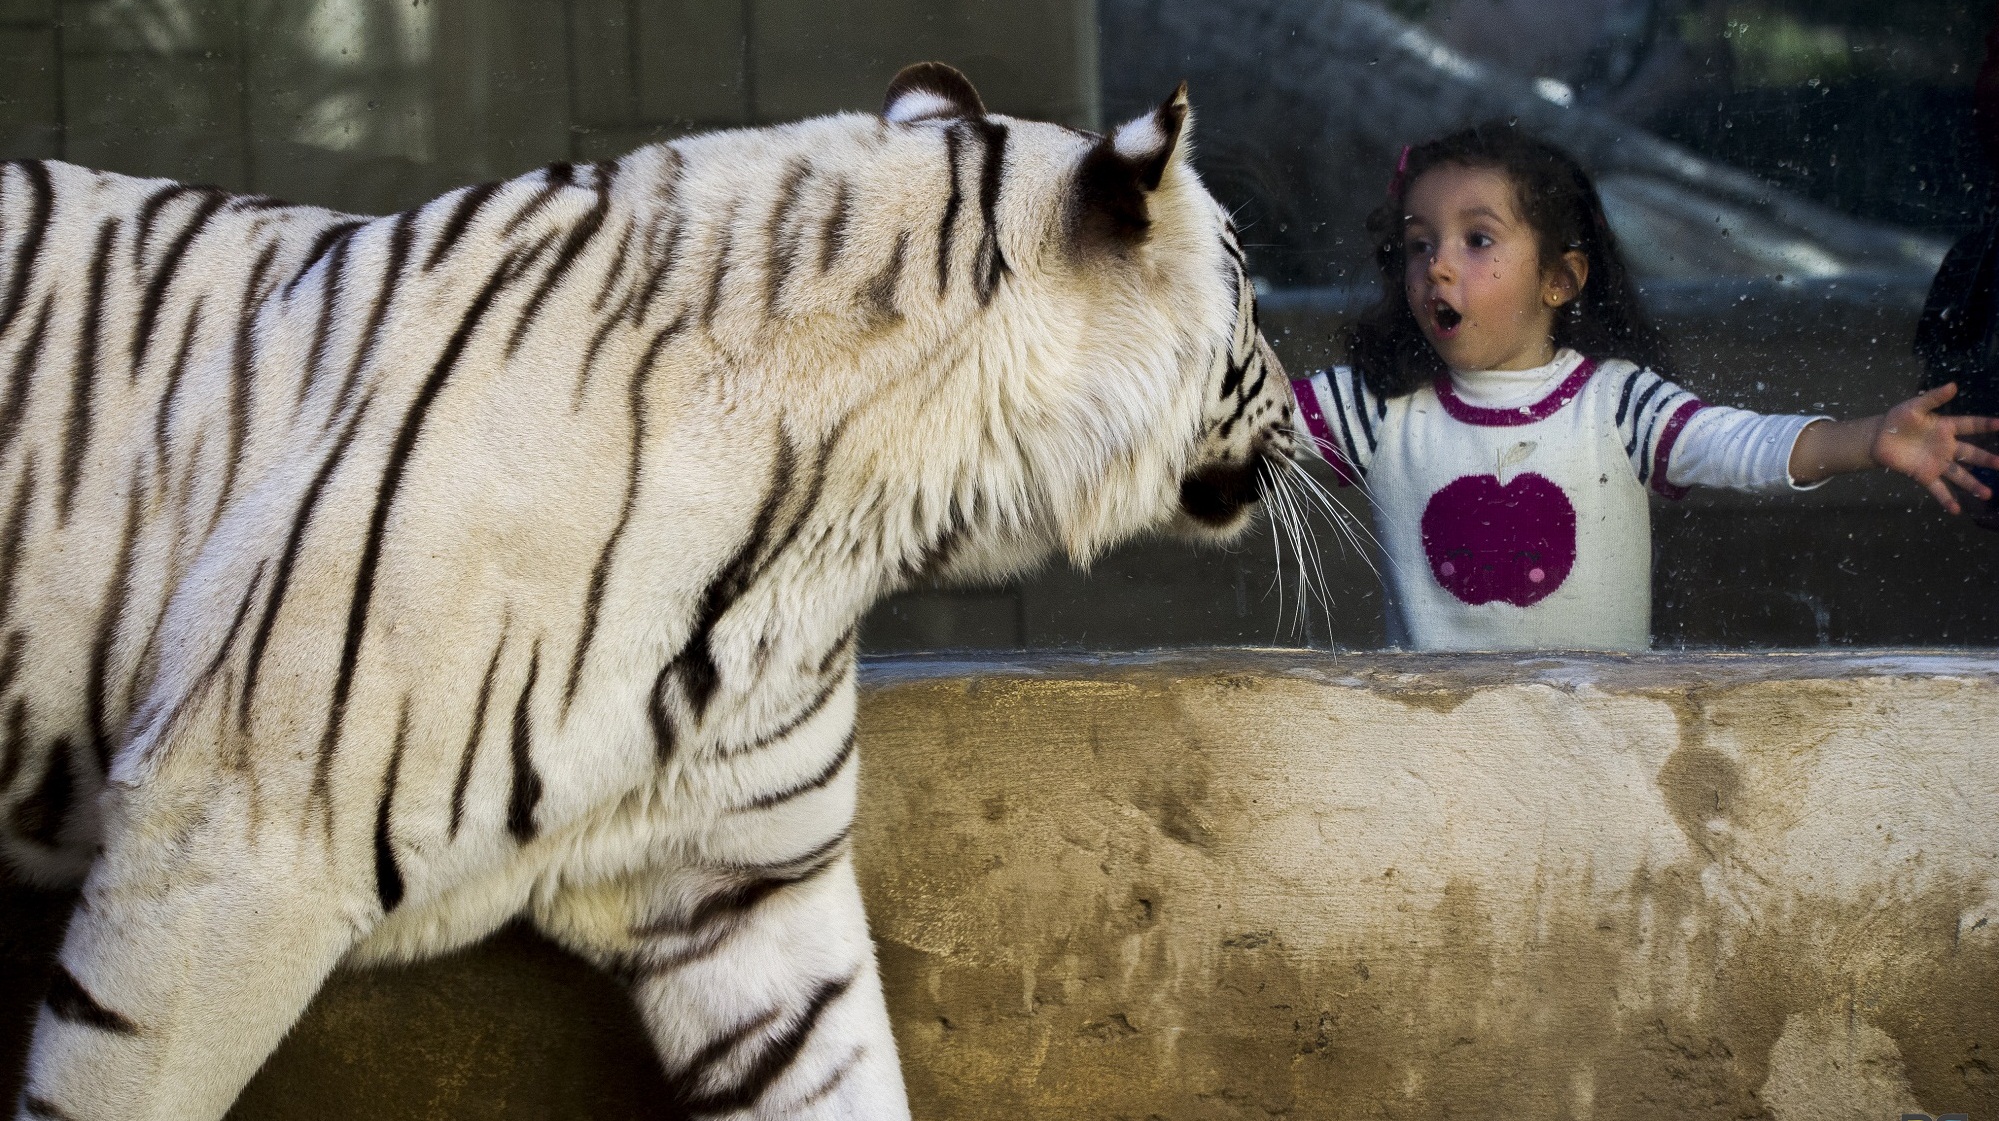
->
[0, 76, 1294, 1120]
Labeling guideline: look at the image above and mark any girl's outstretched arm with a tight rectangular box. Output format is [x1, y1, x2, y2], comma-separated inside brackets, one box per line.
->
[1788, 383, 1999, 513]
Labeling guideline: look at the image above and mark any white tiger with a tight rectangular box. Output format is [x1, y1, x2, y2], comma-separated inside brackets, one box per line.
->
[0, 63, 1295, 1119]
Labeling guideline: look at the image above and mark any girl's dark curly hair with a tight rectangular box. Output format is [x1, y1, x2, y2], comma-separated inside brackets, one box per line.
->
[1345, 120, 1670, 399]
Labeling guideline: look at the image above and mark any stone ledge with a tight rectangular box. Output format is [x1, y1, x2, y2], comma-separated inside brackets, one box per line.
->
[862, 650, 1999, 1120]
[5, 650, 1996, 1119]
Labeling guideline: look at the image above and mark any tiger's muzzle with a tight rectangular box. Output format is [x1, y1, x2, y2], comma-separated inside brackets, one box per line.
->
[1178, 450, 1278, 529]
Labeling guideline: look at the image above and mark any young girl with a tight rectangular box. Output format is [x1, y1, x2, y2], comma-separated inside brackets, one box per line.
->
[1291, 122, 1999, 651]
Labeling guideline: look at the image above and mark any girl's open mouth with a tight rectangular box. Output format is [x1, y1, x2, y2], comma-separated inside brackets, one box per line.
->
[1431, 299, 1462, 336]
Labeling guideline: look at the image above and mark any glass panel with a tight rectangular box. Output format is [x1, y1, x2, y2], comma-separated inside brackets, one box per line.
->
[1, 0, 1990, 650]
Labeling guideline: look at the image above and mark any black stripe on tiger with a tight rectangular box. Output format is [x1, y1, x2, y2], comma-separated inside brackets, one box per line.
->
[15, 737, 71, 847]
[668, 974, 856, 1118]
[863, 231, 907, 325]
[0, 160, 54, 343]
[506, 162, 617, 358]
[499, 162, 574, 240]
[142, 557, 267, 760]
[574, 307, 628, 408]
[374, 697, 411, 912]
[899, 497, 971, 583]
[619, 924, 729, 983]
[580, 285, 681, 406]
[0, 630, 22, 732]
[84, 471, 143, 772]
[286, 219, 365, 298]
[44, 964, 138, 1035]
[673, 429, 795, 721]
[1215, 357, 1268, 440]
[620, 151, 684, 322]
[0, 687, 24, 798]
[935, 126, 966, 297]
[506, 640, 543, 844]
[593, 219, 636, 313]
[815, 624, 858, 677]
[337, 210, 416, 415]
[22, 1094, 77, 1121]
[819, 180, 850, 273]
[449, 622, 509, 838]
[736, 729, 855, 812]
[299, 231, 353, 406]
[636, 829, 850, 941]
[129, 187, 227, 376]
[57, 219, 120, 523]
[742, 421, 844, 597]
[131, 182, 197, 268]
[562, 322, 675, 713]
[796, 1047, 865, 1109]
[315, 242, 542, 822]
[971, 119, 1012, 303]
[122, 567, 172, 720]
[1219, 232, 1247, 270]
[648, 657, 677, 763]
[666, 1006, 782, 1105]
[153, 299, 202, 487]
[700, 202, 740, 328]
[426, 181, 503, 271]
[0, 293, 51, 466]
[212, 241, 281, 528]
[725, 672, 844, 758]
[627, 217, 684, 328]
[238, 398, 373, 732]
[764, 159, 812, 314]
[1218, 348, 1247, 401]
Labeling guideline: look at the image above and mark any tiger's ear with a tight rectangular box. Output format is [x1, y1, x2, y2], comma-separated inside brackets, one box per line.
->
[1070, 82, 1191, 251]
[883, 62, 986, 123]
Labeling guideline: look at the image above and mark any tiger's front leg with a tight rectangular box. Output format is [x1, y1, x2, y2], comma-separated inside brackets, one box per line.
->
[535, 852, 909, 1118]
[14, 770, 373, 1121]
[534, 780, 910, 1118]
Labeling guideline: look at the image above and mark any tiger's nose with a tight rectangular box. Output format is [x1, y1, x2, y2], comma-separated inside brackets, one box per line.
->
[1179, 451, 1275, 527]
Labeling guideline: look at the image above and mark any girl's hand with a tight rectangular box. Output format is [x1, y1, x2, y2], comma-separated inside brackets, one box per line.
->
[1870, 383, 1999, 514]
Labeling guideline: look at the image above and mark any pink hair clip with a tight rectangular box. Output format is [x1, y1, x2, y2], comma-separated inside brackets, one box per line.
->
[1387, 144, 1412, 199]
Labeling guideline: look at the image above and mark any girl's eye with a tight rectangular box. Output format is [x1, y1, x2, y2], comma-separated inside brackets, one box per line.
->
[1405, 238, 1433, 256]
[1467, 232, 1494, 250]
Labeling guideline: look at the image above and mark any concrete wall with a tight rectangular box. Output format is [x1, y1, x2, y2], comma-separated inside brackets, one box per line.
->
[5, 650, 1995, 1119]
[862, 651, 1999, 1120]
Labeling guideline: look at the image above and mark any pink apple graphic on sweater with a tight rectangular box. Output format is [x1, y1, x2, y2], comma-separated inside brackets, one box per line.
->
[1419, 472, 1578, 607]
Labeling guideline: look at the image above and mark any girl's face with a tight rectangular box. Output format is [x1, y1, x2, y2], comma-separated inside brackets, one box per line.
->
[1400, 163, 1586, 373]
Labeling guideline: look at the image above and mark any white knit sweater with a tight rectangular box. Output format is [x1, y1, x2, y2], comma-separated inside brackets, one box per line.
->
[1292, 349, 1823, 651]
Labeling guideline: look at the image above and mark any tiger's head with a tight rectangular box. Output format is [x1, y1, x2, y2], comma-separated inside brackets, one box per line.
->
[854, 63, 1297, 582]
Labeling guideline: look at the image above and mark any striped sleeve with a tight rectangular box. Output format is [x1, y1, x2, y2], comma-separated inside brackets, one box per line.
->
[1612, 365, 1832, 497]
[1662, 407, 1831, 494]
[1290, 366, 1381, 484]
[1610, 365, 1706, 499]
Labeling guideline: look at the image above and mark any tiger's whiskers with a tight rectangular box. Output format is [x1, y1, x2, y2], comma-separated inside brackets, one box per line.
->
[1255, 455, 1380, 644]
